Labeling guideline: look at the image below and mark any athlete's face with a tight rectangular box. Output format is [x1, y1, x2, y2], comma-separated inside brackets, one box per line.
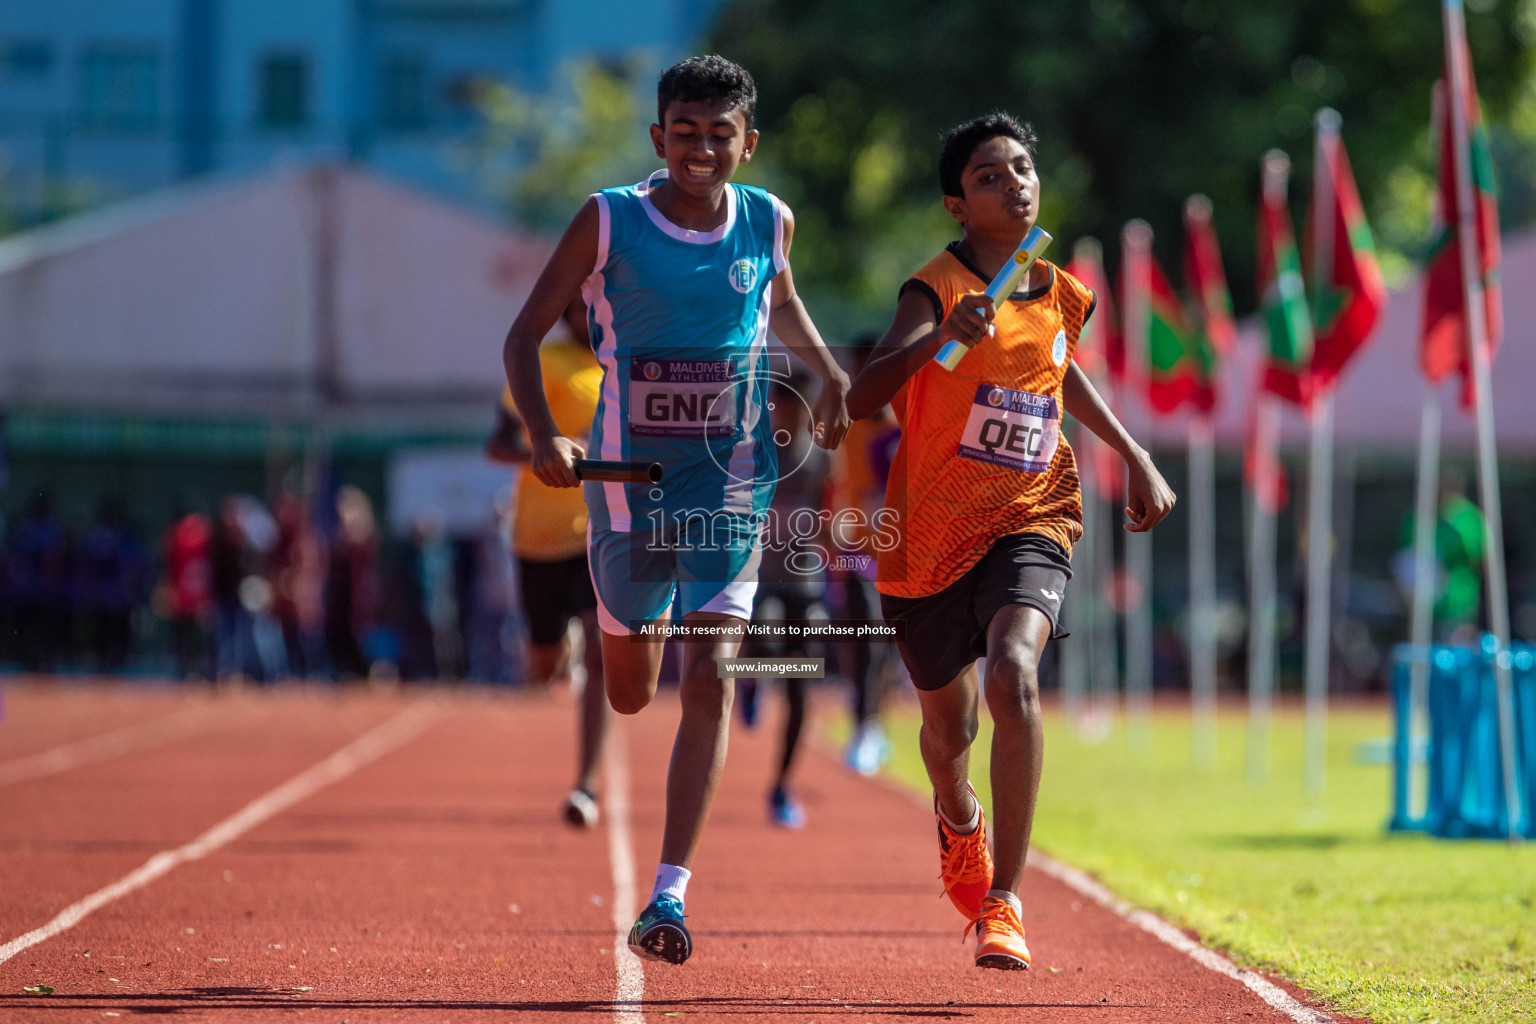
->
[650, 100, 757, 198]
[946, 135, 1039, 236]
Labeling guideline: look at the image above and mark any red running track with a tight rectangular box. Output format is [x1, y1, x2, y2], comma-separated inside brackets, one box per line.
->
[0, 681, 1363, 1022]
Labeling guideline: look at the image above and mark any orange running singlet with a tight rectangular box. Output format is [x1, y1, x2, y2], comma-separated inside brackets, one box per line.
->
[876, 247, 1095, 599]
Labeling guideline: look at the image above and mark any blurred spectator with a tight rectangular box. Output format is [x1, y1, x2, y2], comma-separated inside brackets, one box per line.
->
[379, 529, 436, 680]
[211, 496, 256, 680]
[326, 485, 380, 680]
[1394, 471, 1487, 646]
[158, 503, 214, 679]
[10, 494, 69, 673]
[271, 494, 328, 679]
[78, 498, 147, 673]
[416, 519, 463, 679]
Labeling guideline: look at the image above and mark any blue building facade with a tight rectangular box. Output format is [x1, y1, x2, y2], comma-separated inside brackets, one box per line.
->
[0, 0, 725, 224]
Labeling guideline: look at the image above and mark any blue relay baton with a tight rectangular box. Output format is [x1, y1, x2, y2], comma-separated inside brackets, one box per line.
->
[933, 225, 1053, 371]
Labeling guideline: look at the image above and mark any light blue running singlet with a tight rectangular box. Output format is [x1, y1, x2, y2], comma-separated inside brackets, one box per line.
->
[581, 169, 785, 534]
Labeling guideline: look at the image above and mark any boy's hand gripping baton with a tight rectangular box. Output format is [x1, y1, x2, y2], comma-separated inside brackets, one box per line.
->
[933, 226, 1053, 371]
[573, 459, 664, 485]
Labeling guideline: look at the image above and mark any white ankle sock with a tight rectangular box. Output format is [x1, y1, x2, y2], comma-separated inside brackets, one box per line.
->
[937, 789, 981, 835]
[650, 863, 691, 905]
[986, 889, 1023, 916]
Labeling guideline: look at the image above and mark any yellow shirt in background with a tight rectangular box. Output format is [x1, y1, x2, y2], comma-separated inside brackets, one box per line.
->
[502, 338, 601, 562]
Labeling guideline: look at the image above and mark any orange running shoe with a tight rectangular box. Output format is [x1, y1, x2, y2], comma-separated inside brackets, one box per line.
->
[971, 895, 1031, 970]
[935, 784, 992, 919]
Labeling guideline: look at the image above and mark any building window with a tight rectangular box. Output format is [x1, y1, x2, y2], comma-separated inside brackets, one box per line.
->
[1, 39, 54, 81]
[78, 45, 161, 129]
[380, 54, 428, 132]
[257, 52, 309, 129]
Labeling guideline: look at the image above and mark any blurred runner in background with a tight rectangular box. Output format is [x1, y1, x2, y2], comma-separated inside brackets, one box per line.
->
[487, 294, 608, 828]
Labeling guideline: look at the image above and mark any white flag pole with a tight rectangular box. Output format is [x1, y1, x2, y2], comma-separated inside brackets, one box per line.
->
[1122, 220, 1155, 748]
[1247, 151, 1294, 785]
[1093, 449, 1124, 732]
[1406, 385, 1441, 819]
[1189, 414, 1218, 769]
[1303, 109, 1341, 797]
[1063, 424, 1091, 733]
[1078, 440, 1114, 723]
[1246, 396, 1280, 784]
[1443, 0, 1522, 840]
[1069, 238, 1124, 738]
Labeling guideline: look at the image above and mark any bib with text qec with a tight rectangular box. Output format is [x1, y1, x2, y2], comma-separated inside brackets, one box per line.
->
[956, 383, 1059, 473]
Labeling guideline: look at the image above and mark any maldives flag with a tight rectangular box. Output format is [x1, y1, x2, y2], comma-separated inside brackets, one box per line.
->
[1144, 254, 1210, 414]
[1183, 195, 1236, 357]
[1181, 195, 1233, 412]
[1067, 238, 1122, 385]
[1257, 152, 1314, 406]
[1306, 114, 1386, 395]
[1420, 22, 1502, 406]
[1067, 238, 1125, 497]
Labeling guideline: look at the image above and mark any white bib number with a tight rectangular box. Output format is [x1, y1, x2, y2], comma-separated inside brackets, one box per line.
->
[629, 357, 738, 439]
[957, 384, 1059, 473]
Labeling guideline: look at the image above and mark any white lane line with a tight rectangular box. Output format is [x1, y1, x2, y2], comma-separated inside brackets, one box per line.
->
[1029, 853, 1338, 1024]
[0, 701, 439, 965]
[854, 758, 1339, 1024]
[0, 706, 215, 787]
[604, 719, 644, 1024]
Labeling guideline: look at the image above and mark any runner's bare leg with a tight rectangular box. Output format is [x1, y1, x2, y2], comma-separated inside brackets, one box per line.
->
[982, 604, 1051, 893]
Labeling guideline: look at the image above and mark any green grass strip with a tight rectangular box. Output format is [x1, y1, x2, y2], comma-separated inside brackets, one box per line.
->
[866, 703, 1534, 1023]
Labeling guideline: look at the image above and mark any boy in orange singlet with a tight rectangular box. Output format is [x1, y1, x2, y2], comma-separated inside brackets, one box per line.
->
[847, 113, 1175, 970]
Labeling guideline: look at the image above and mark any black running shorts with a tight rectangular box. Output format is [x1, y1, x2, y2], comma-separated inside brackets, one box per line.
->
[880, 532, 1071, 691]
[517, 554, 598, 646]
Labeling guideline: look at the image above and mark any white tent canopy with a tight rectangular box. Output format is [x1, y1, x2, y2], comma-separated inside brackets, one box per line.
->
[0, 165, 551, 428]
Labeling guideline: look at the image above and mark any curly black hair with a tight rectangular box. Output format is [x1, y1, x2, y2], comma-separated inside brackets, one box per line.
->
[937, 113, 1040, 197]
[657, 55, 757, 128]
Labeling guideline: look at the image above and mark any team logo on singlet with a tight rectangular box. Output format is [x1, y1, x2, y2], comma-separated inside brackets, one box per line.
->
[1051, 330, 1067, 366]
[728, 259, 758, 294]
[957, 383, 1060, 473]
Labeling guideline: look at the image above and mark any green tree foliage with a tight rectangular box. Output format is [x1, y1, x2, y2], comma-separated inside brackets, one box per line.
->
[710, 0, 1535, 326]
[472, 61, 659, 234]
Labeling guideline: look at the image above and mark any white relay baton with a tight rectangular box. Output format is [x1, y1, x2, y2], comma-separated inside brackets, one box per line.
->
[933, 225, 1053, 371]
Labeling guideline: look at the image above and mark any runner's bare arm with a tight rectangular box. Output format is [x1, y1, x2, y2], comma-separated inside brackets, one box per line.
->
[768, 205, 850, 451]
[846, 288, 994, 420]
[502, 198, 598, 488]
[1061, 361, 1176, 532]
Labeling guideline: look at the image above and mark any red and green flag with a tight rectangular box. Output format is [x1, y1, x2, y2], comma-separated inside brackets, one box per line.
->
[1421, 15, 1502, 407]
[1305, 113, 1386, 395]
[1067, 238, 1122, 386]
[1067, 237, 1125, 498]
[1257, 150, 1315, 406]
[1183, 195, 1236, 356]
[1181, 194, 1233, 412]
[1144, 253, 1210, 414]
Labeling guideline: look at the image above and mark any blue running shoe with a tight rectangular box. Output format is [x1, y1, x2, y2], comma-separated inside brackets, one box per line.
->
[844, 722, 890, 777]
[627, 896, 691, 965]
[769, 784, 806, 829]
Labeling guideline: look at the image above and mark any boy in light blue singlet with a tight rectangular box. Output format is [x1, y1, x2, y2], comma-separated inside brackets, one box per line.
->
[502, 55, 849, 966]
